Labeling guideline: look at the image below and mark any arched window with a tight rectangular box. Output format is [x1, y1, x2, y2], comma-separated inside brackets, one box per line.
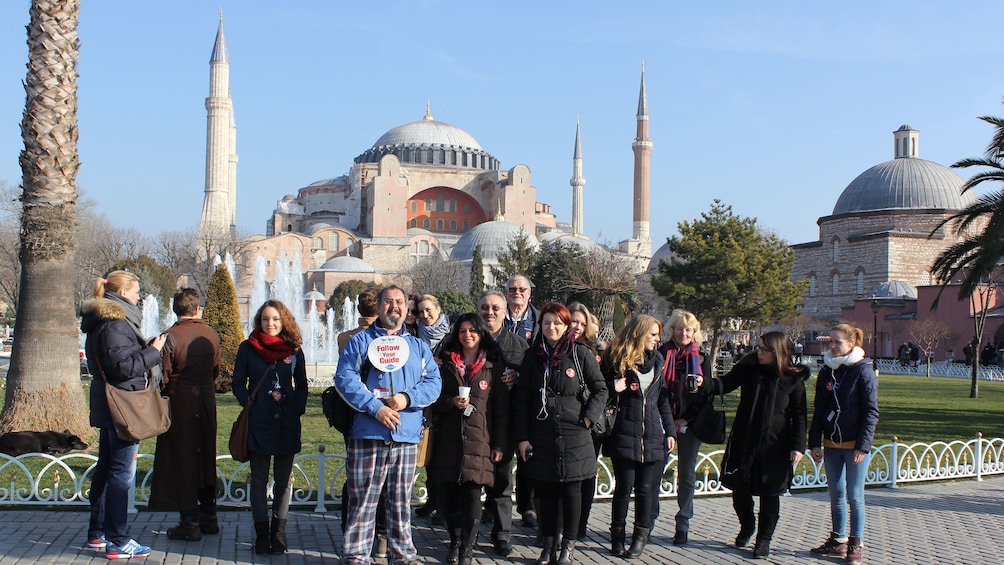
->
[436, 219, 444, 230]
[832, 239, 840, 263]
[809, 275, 816, 297]
[410, 218, 417, 228]
[448, 198, 456, 212]
[450, 220, 457, 231]
[463, 221, 470, 231]
[410, 201, 418, 212]
[313, 237, 323, 249]
[286, 224, 292, 233]
[436, 193, 445, 212]
[832, 273, 839, 295]
[329, 233, 339, 250]
[856, 271, 864, 295]
[423, 218, 430, 229]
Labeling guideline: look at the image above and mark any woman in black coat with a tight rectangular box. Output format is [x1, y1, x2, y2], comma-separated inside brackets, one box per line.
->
[232, 299, 308, 555]
[600, 314, 675, 559]
[81, 270, 166, 559]
[430, 313, 510, 565]
[704, 331, 809, 560]
[515, 302, 608, 565]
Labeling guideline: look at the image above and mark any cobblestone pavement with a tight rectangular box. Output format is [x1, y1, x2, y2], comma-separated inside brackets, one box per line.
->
[0, 477, 1000, 564]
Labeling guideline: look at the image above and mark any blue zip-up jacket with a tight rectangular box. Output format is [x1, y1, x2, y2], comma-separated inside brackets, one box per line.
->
[809, 358, 879, 452]
[334, 321, 442, 443]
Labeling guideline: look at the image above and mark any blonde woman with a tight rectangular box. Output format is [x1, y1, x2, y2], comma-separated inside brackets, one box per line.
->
[601, 315, 675, 558]
[81, 271, 166, 558]
[416, 294, 450, 351]
[655, 309, 712, 545]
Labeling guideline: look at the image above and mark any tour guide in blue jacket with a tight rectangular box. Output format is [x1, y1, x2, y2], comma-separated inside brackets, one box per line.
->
[335, 285, 442, 565]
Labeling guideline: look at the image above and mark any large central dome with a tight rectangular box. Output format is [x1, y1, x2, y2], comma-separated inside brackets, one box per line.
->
[372, 119, 482, 151]
[354, 108, 499, 171]
[831, 125, 975, 215]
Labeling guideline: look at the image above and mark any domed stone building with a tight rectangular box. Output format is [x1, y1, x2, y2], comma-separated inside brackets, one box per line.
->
[791, 125, 977, 321]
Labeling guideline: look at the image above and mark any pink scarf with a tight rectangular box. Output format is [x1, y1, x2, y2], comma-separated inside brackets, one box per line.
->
[449, 349, 487, 385]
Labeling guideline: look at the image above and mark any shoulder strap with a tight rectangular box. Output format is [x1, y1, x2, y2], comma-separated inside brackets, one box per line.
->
[248, 363, 274, 401]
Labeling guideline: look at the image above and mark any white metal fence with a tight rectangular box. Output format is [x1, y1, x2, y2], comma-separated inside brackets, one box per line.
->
[1, 434, 1001, 509]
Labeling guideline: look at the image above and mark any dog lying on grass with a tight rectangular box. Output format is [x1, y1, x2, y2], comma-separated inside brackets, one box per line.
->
[0, 430, 89, 456]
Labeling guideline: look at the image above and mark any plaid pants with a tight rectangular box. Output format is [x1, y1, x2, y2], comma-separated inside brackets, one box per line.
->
[342, 439, 418, 565]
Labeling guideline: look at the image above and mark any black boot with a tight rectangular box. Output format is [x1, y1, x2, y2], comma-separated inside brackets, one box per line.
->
[624, 527, 650, 559]
[253, 521, 270, 555]
[555, 537, 576, 565]
[199, 513, 220, 535]
[735, 514, 756, 548]
[167, 520, 202, 541]
[269, 517, 287, 554]
[610, 526, 626, 556]
[535, 536, 556, 565]
[458, 519, 480, 565]
[447, 527, 461, 564]
[752, 512, 778, 560]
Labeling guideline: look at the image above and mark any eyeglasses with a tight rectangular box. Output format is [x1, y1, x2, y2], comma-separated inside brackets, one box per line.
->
[507, 286, 530, 293]
[479, 304, 504, 311]
[756, 345, 774, 354]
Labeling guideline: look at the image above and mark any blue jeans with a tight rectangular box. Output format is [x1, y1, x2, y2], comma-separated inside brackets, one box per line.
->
[650, 430, 701, 533]
[824, 447, 869, 538]
[88, 427, 139, 546]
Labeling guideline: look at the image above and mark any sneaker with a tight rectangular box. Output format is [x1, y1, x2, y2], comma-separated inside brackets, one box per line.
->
[105, 539, 151, 559]
[86, 535, 107, 549]
[845, 536, 862, 565]
[810, 532, 848, 556]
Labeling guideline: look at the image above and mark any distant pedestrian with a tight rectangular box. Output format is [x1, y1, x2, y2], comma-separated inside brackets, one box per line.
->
[809, 323, 879, 565]
[149, 288, 222, 541]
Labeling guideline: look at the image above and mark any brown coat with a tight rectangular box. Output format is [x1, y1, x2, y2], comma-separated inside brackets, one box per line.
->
[148, 318, 221, 511]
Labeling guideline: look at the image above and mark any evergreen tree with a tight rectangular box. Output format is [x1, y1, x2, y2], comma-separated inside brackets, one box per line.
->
[203, 264, 244, 392]
[651, 200, 806, 354]
[328, 279, 380, 323]
[433, 290, 476, 319]
[469, 245, 485, 297]
[489, 229, 538, 288]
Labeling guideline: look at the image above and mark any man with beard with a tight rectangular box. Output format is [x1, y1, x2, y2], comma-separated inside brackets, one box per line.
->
[336, 285, 442, 565]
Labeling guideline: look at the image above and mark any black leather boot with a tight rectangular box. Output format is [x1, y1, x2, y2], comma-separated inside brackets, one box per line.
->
[199, 513, 220, 535]
[610, 526, 626, 556]
[253, 521, 270, 555]
[167, 520, 202, 541]
[535, 536, 556, 565]
[447, 527, 461, 564]
[269, 517, 287, 554]
[624, 527, 650, 559]
[458, 519, 480, 565]
[555, 537, 576, 565]
[752, 512, 778, 559]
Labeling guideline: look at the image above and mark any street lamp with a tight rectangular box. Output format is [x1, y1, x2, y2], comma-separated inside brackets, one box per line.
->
[871, 299, 881, 363]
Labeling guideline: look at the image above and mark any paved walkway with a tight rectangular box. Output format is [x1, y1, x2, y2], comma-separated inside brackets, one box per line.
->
[0, 477, 1001, 564]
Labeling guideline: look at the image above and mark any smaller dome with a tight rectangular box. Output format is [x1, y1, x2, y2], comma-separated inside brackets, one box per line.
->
[647, 242, 677, 272]
[304, 290, 326, 302]
[316, 256, 376, 273]
[283, 193, 297, 201]
[539, 231, 600, 251]
[868, 280, 917, 300]
[305, 223, 332, 235]
[896, 124, 914, 131]
[450, 221, 538, 262]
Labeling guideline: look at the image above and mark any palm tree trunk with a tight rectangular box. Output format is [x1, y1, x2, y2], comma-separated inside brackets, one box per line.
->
[0, 0, 89, 437]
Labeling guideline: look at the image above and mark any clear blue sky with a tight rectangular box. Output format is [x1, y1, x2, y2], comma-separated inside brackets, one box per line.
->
[2, 1, 1003, 249]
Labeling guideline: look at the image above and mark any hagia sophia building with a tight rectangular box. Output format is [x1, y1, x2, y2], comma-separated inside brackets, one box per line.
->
[197, 18, 655, 309]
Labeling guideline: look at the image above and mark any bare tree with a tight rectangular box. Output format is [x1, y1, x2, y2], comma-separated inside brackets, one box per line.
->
[406, 258, 467, 294]
[0, 180, 21, 309]
[907, 317, 962, 377]
[559, 247, 639, 342]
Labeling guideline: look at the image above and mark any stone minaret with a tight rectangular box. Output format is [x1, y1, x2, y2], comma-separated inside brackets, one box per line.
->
[199, 14, 237, 238]
[570, 117, 586, 237]
[620, 63, 652, 264]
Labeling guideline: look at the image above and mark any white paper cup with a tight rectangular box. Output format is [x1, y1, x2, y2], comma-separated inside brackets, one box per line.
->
[458, 386, 471, 399]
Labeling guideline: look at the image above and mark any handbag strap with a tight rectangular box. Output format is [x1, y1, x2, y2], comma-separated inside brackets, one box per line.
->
[246, 363, 274, 405]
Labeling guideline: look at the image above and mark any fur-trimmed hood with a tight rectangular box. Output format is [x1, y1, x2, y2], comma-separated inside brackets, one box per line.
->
[80, 297, 126, 334]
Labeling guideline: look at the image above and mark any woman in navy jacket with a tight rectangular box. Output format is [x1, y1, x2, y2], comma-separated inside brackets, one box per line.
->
[808, 324, 879, 565]
[233, 300, 308, 555]
[600, 314, 674, 559]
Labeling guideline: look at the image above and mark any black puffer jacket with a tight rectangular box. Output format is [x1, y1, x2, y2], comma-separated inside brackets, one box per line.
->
[430, 357, 510, 487]
[601, 352, 675, 463]
[809, 357, 879, 453]
[81, 298, 164, 430]
[514, 341, 608, 483]
[714, 355, 809, 495]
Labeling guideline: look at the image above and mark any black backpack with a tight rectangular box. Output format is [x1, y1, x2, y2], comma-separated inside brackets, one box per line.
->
[322, 356, 372, 434]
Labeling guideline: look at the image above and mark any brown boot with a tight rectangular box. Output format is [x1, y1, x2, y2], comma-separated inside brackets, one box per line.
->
[199, 513, 219, 535]
[167, 520, 202, 541]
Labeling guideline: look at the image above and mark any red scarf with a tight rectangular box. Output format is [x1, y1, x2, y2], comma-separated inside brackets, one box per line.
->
[662, 340, 703, 388]
[449, 349, 487, 385]
[248, 330, 295, 363]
